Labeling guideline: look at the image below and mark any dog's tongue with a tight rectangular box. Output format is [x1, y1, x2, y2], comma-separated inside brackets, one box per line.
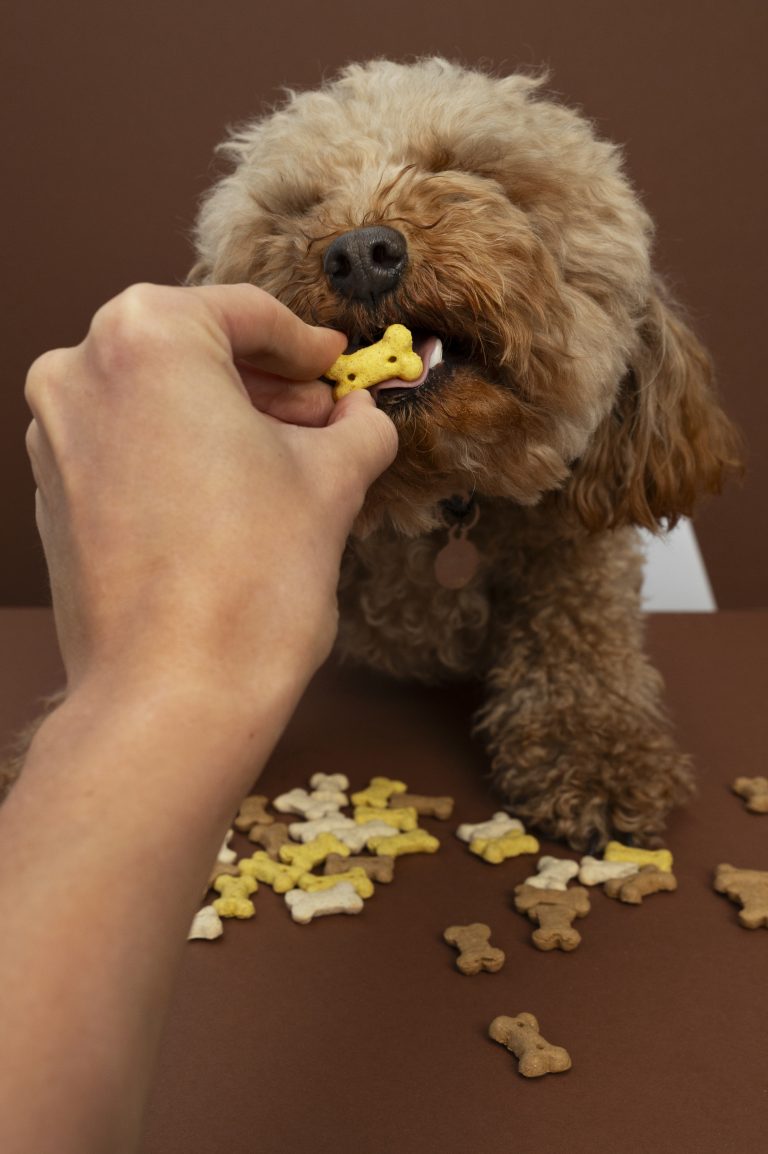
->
[371, 335, 442, 398]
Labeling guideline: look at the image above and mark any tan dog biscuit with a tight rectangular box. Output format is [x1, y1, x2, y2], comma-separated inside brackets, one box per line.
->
[324, 853, 395, 883]
[514, 884, 591, 951]
[444, 923, 505, 975]
[390, 792, 455, 820]
[248, 822, 291, 857]
[489, 1013, 571, 1078]
[325, 325, 423, 399]
[233, 795, 273, 832]
[732, 776, 768, 814]
[604, 864, 678, 904]
[714, 863, 768, 928]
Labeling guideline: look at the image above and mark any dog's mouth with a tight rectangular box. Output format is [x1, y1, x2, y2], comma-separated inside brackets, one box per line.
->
[338, 327, 477, 407]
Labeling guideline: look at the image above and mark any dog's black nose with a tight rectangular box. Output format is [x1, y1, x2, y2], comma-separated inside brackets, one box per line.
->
[323, 226, 407, 301]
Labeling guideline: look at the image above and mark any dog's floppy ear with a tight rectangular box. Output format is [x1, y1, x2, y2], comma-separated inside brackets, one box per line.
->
[563, 277, 743, 532]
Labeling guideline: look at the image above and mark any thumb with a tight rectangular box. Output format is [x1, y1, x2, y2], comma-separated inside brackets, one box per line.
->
[326, 389, 398, 488]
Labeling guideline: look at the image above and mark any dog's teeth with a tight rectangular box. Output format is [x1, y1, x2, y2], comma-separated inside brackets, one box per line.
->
[428, 339, 443, 370]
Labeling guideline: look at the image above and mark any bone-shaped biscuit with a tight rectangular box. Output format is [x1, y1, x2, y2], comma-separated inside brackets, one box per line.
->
[350, 776, 408, 809]
[523, 856, 580, 890]
[470, 830, 540, 864]
[389, 792, 455, 820]
[272, 788, 343, 821]
[298, 867, 374, 899]
[309, 772, 350, 793]
[325, 325, 423, 399]
[578, 855, 639, 886]
[332, 820, 402, 852]
[714, 863, 768, 929]
[212, 874, 258, 919]
[455, 812, 523, 844]
[288, 815, 357, 843]
[248, 822, 291, 857]
[514, 884, 591, 951]
[604, 841, 673, 873]
[444, 923, 505, 975]
[732, 776, 768, 814]
[188, 904, 224, 941]
[324, 853, 395, 883]
[278, 832, 351, 872]
[238, 851, 305, 894]
[489, 1013, 572, 1078]
[354, 805, 419, 832]
[233, 795, 272, 832]
[604, 864, 678, 904]
[284, 880, 364, 924]
[366, 830, 440, 857]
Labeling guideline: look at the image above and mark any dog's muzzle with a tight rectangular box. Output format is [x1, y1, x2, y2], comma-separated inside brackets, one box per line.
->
[323, 226, 407, 302]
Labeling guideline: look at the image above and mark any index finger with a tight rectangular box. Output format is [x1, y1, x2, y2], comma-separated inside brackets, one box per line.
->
[191, 283, 347, 382]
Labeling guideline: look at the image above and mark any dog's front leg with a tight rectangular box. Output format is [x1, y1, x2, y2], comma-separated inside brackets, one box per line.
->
[474, 528, 694, 851]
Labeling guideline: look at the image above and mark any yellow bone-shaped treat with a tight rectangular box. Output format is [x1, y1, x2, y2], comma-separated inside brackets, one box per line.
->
[278, 832, 351, 873]
[604, 841, 674, 873]
[238, 851, 304, 894]
[354, 805, 419, 832]
[325, 325, 423, 399]
[212, 874, 258, 919]
[298, 867, 374, 899]
[351, 776, 408, 808]
[366, 830, 440, 857]
[470, 830, 540, 864]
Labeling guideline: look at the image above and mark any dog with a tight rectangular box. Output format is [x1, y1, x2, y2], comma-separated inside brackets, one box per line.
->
[3, 59, 741, 850]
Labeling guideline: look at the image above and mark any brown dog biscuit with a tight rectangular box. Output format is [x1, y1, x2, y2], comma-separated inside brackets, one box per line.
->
[732, 777, 768, 814]
[324, 852, 395, 883]
[714, 863, 768, 928]
[389, 792, 455, 820]
[489, 1013, 571, 1077]
[604, 864, 678, 904]
[248, 822, 291, 857]
[444, 923, 505, 975]
[514, 884, 591, 951]
[234, 795, 273, 832]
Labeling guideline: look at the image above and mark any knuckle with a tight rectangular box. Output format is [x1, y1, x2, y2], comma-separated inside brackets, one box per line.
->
[87, 283, 180, 370]
[24, 348, 69, 412]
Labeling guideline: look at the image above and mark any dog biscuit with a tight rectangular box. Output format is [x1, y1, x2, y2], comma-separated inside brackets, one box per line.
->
[578, 854, 639, 886]
[330, 821, 400, 852]
[489, 1013, 571, 1078]
[325, 325, 423, 399]
[604, 864, 678, 904]
[284, 880, 364, 924]
[238, 851, 305, 894]
[273, 787, 343, 821]
[279, 832, 351, 872]
[366, 829, 440, 857]
[604, 841, 673, 873]
[188, 904, 224, 941]
[212, 874, 258, 919]
[470, 830, 540, 864]
[204, 858, 240, 897]
[514, 884, 591, 951]
[309, 772, 350, 793]
[288, 814, 357, 843]
[233, 795, 273, 832]
[456, 812, 524, 844]
[714, 863, 768, 929]
[351, 776, 408, 808]
[732, 776, 768, 814]
[298, 867, 374, 899]
[444, 923, 505, 975]
[248, 822, 291, 857]
[216, 830, 238, 863]
[324, 852, 395, 883]
[354, 805, 419, 831]
[389, 792, 455, 820]
[523, 855, 580, 890]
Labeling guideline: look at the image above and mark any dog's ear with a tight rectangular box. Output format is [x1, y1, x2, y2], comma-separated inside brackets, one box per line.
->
[562, 277, 743, 532]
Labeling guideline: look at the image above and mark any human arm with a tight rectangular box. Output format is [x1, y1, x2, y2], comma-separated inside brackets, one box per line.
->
[0, 283, 397, 1154]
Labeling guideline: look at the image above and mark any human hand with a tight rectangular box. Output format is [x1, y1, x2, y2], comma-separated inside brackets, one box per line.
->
[24, 283, 397, 709]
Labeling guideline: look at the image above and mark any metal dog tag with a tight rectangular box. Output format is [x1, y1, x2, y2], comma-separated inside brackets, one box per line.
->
[434, 527, 480, 589]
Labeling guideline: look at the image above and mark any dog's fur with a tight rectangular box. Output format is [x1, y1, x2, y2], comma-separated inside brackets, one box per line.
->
[2, 59, 741, 848]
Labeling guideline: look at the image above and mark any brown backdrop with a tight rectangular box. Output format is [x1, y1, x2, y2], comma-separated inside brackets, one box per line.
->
[3, 0, 766, 607]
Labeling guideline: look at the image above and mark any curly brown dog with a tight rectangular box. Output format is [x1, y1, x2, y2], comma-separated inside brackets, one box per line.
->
[3, 59, 741, 849]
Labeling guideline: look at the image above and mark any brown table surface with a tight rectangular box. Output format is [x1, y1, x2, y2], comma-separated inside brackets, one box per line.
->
[1, 608, 766, 1154]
